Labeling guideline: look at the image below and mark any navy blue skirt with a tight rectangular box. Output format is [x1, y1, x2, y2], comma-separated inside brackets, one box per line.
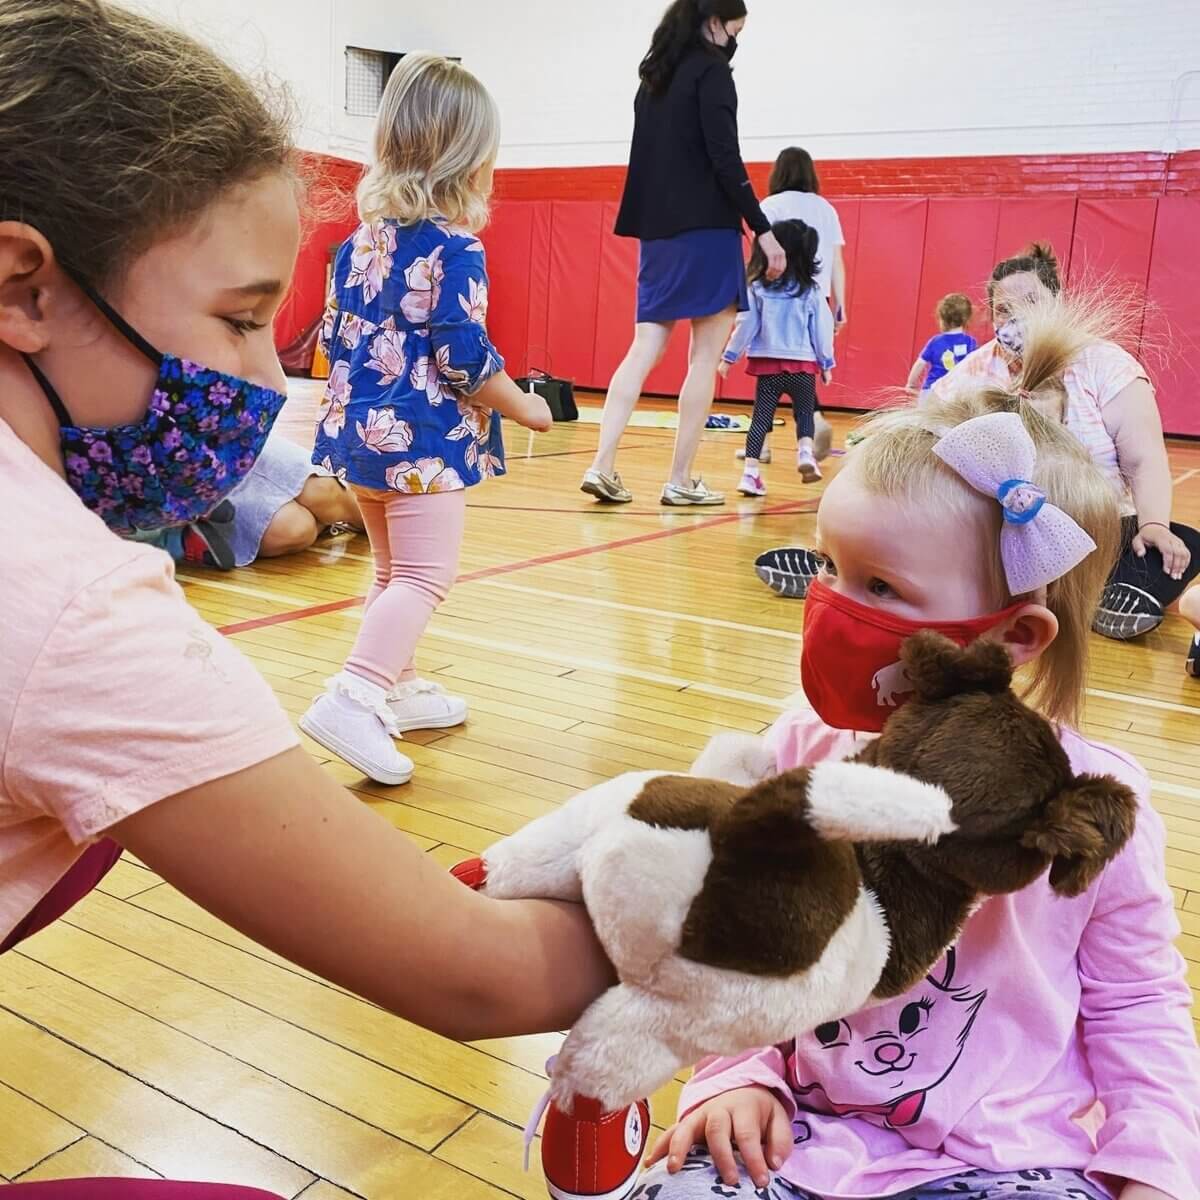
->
[636, 227, 749, 324]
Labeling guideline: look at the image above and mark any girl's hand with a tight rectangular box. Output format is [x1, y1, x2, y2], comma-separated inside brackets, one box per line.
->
[717, 360, 732, 378]
[514, 391, 553, 433]
[821, 368, 833, 386]
[473, 371, 553, 432]
[646, 1086, 793, 1189]
[1134, 522, 1191, 580]
[758, 230, 786, 281]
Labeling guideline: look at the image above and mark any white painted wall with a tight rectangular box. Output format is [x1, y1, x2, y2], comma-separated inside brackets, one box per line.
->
[133, 0, 1200, 166]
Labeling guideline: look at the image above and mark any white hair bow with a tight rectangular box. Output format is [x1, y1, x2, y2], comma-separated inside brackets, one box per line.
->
[932, 411, 1096, 595]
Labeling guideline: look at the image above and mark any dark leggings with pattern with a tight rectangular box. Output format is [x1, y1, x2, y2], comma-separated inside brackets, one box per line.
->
[745, 372, 817, 461]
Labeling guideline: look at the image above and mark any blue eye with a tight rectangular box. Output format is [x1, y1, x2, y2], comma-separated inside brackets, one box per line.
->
[868, 578, 895, 598]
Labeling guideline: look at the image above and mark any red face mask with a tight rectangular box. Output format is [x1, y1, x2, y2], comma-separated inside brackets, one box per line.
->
[800, 580, 1024, 732]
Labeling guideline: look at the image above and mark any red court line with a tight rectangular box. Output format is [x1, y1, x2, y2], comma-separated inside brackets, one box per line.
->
[217, 498, 817, 637]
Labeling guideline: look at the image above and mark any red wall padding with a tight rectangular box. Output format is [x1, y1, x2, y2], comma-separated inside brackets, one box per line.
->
[545, 202, 605, 382]
[273, 154, 362, 349]
[1069, 198, 1159, 355]
[910, 198, 1000, 360]
[1145, 197, 1200, 437]
[280, 160, 1198, 435]
[992, 198, 1077, 281]
[479, 203, 535, 372]
[592, 200, 639, 385]
[838, 199, 927, 408]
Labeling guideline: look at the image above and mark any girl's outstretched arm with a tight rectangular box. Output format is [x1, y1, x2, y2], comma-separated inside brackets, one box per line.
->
[115, 747, 614, 1041]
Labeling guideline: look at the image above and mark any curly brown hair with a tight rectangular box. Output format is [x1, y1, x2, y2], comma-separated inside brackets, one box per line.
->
[0, 0, 294, 286]
[937, 293, 973, 331]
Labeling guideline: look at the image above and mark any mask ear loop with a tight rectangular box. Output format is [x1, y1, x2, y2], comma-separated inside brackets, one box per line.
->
[22, 354, 74, 426]
[21, 264, 165, 428]
[61, 266, 163, 366]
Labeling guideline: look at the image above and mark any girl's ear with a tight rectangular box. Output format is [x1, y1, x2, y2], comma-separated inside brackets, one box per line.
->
[992, 602, 1059, 668]
[0, 223, 56, 354]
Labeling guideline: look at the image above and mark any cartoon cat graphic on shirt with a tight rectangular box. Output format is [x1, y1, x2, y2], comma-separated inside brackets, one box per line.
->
[790, 946, 985, 1129]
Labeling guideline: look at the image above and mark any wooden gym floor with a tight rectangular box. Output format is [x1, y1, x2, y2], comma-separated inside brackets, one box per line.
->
[2, 389, 1198, 1198]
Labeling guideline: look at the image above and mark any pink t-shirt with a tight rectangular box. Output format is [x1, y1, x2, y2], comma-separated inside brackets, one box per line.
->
[933, 338, 1147, 517]
[0, 417, 298, 945]
[679, 708, 1200, 1200]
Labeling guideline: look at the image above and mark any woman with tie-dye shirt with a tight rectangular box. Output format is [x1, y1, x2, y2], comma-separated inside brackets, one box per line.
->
[303, 53, 552, 785]
[934, 243, 1200, 657]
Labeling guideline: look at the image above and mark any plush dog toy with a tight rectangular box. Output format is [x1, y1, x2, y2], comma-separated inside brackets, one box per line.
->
[456, 632, 1137, 1113]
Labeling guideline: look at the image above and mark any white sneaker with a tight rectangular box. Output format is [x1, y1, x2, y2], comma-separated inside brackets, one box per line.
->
[580, 469, 633, 503]
[737, 470, 766, 497]
[797, 447, 823, 482]
[300, 672, 414, 785]
[387, 678, 469, 732]
[660, 478, 725, 506]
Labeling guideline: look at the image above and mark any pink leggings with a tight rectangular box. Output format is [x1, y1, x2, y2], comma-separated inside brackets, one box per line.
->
[1, 1184, 283, 1198]
[345, 488, 466, 690]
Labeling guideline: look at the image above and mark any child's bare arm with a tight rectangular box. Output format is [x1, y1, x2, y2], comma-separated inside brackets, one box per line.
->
[906, 357, 928, 394]
[472, 371, 552, 432]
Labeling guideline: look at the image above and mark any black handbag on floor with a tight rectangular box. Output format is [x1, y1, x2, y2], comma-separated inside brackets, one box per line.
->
[515, 369, 578, 422]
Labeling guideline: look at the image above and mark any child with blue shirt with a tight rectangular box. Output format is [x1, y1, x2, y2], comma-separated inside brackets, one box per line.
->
[908, 292, 978, 396]
[300, 54, 552, 786]
[720, 219, 834, 496]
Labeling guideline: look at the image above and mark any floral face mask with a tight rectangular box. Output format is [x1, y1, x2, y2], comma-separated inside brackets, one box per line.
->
[24, 274, 286, 536]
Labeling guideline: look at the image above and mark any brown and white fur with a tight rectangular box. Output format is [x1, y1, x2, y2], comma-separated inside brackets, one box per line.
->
[475, 633, 1137, 1112]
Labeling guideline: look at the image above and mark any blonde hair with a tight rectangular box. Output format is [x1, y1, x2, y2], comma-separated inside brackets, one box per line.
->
[358, 53, 500, 233]
[849, 292, 1123, 727]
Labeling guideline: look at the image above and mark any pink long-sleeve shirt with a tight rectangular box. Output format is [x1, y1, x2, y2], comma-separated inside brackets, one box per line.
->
[678, 710, 1200, 1200]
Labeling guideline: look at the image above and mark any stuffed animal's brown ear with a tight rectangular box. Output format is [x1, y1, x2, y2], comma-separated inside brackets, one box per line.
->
[1020, 774, 1138, 897]
[900, 631, 1013, 701]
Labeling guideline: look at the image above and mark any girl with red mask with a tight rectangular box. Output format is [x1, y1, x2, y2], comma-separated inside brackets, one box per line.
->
[641, 297, 1198, 1200]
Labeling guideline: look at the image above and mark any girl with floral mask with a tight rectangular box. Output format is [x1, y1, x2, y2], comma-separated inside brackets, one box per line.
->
[639, 297, 1198, 1200]
[0, 10, 610, 1198]
[299, 52, 553, 786]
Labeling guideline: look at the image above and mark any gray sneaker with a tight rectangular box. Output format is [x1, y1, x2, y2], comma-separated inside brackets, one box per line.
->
[755, 547, 824, 599]
[1092, 583, 1164, 640]
[581, 469, 633, 503]
[661, 479, 725, 506]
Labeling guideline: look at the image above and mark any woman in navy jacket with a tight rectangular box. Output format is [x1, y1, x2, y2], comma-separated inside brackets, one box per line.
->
[581, 0, 784, 509]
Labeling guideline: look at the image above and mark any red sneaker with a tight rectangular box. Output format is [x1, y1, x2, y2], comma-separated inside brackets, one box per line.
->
[541, 1094, 650, 1200]
[451, 856, 487, 891]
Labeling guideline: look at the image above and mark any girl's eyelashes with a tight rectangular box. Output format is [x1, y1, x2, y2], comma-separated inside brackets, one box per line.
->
[814, 551, 835, 577]
[868, 577, 897, 599]
[223, 316, 267, 335]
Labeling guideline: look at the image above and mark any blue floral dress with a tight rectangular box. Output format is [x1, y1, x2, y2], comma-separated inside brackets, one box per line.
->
[312, 218, 506, 493]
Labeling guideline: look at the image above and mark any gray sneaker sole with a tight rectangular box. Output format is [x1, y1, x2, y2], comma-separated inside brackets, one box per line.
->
[754, 548, 822, 599]
[580, 479, 633, 503]
[661, 492, 725, 506]
[1091, 584, 1165, 640]
[755, 564, 811, 599]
